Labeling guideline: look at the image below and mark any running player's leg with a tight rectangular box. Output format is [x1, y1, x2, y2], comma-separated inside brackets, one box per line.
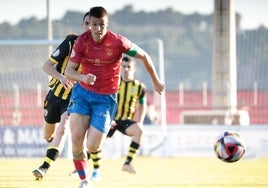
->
[33, 93, 69, 181]
[122, 122, 143, 174]
[70, 113, 89, 181]
[86, 92, 117, 181]
[32, 121, 56, 181]
[39, 112, 69, 171]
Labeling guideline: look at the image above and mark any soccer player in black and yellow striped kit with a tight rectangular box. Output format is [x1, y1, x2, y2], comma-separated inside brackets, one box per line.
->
[32, 12, 90, 181]
[107, 56, 148, 174]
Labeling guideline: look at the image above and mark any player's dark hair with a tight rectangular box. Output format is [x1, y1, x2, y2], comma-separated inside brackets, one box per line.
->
[89, 6, 108, 18]
[122, 56, 131, 62]
[83, 11, 90, 21]
[122, 56, 136, 68]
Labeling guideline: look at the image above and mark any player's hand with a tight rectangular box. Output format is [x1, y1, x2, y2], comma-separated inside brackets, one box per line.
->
[154, 80, 165, 95]
[59, 75, 73, 89]
[83, 73, 96, 85]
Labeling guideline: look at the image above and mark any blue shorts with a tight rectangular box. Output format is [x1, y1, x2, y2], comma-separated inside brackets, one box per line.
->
[67, 83, 117, 133]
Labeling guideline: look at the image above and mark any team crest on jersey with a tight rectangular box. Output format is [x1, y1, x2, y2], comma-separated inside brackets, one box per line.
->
[130, 87, 136, 94]
[44, 109, 48, 117]
[52, 49, 60, 57]
[106, 48, 113, 56]
[94, 59, 101, 65]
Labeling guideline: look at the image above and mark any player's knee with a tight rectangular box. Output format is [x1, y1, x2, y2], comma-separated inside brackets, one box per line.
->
[87, 146, 97, 153]
[135, 123, 144, 136]
[136, 128, 143, 137]
[43, 122, 56, 142]
[71, 137, 84, 150]
[86, 143, 100, 153]
[73, 150, 86, 160]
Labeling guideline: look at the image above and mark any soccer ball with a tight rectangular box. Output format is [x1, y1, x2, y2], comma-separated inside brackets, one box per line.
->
[214, 131, 246, 163]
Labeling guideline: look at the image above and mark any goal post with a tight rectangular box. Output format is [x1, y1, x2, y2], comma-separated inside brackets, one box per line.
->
[156, 38, 168, 157]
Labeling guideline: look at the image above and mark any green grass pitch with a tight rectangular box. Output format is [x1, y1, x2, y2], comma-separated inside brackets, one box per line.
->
[0, 157, 267, 188]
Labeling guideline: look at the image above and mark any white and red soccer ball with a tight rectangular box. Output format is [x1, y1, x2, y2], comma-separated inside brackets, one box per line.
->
[214, 131, 246, 163]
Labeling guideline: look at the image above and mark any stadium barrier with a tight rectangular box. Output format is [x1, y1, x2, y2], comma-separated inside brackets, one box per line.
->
[180, 109, 250, 125]
[104, 125, 268, 159]
[0, 125, 267, 158]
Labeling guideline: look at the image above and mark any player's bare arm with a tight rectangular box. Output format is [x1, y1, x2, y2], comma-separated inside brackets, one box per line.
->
[130, 44, 165, 94]
[42, 60, 73, 89]
[65, 61, 96, 85]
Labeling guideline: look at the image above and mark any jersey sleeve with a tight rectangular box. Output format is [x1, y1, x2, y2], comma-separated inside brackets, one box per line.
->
[49, 35, 76, 65]
[119, 34, 132, 53]
[139, 83, 147, 104]
[125, 42, 139, 57]
[69, 34, 84, 64]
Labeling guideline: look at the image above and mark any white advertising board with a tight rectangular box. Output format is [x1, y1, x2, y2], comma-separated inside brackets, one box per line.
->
[103, 125, 268, 159]
[0, 125, 268, 158]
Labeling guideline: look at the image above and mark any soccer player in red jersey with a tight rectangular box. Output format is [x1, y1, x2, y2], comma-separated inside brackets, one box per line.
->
[65, 6, 164, 187]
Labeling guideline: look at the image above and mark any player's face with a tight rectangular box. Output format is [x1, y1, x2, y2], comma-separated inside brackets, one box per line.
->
[89, 16, 108, 42]
[82, 15, 90, 32]
[121, 61, 135, 81]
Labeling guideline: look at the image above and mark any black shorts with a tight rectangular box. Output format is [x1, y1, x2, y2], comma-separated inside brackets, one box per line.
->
[43, 90, 69, 124]
[107, 119, 136, 138]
